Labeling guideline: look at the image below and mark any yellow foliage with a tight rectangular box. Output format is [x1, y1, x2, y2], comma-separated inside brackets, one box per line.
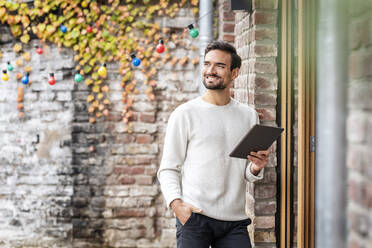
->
[87, 95, 95, 103]
[22, 52, 31, 61]
[16, 59, 22, 67]
[103, 99, 110, 105]
[1, 0, 198, 130]
[13, 43, 22, 53]
[24, 66, 32, 72]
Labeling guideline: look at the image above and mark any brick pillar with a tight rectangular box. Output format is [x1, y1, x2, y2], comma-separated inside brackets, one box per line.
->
[234, 0, 279, 247]
[218, 0, 236, 44]
[346, 1, 372, 247]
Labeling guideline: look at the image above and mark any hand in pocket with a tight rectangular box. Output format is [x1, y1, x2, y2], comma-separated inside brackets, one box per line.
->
[170, 199, 203, 225]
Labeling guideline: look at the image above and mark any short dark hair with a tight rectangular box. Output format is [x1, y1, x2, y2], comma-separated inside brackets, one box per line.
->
[204, 41, 242, 71]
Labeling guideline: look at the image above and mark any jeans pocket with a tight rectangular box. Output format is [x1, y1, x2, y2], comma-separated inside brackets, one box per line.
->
[176, 212, 200, 238]
[244, 218, 252, 226]
[176, 212, 196, 228]
[183, 212, 195, 226]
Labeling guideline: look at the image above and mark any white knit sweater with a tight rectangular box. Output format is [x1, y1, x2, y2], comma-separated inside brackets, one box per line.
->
[157, 96, 264, 221]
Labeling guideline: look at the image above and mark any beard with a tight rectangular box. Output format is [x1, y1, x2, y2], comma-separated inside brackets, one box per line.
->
[202, 74, 227, 90]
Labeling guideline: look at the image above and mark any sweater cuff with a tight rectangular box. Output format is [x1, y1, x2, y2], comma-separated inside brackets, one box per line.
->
[165, 194, 182, 209]
[246, 162, 264, 182]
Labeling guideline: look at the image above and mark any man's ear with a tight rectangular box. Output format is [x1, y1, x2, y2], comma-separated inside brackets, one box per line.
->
[231, 67, 239, 80]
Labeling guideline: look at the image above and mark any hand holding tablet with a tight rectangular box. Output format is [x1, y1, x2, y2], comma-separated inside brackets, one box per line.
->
[229, 124, 284, 160]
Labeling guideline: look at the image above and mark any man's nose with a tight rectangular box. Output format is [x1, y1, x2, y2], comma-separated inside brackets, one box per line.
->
[207, 64, 216, 74]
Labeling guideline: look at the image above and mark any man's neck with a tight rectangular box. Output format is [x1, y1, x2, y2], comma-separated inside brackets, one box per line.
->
[202, 90, 231, 106]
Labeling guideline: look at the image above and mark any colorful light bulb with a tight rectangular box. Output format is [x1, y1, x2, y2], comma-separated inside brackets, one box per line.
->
[1, 70, 9, 81]
[86, 25, 93, 33]
[188, 24, 199, 38]
[36, 46, 43, 55]
[21, 73, 30, 85]
[48, 73, 56, 85]
[156, 39, 165, 53]
[60, 24, 67, 33]
[130, 53, 141, 67]
[98, 63, 107, 78]
[7, 62, 13, 72]
[74, 72, 83, 83]
[81, 0, 89, 8]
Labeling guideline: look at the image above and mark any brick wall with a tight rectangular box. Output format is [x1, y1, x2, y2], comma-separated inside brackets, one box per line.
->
[233, 0, 279, 247]
[218, 0, 236, 44]
[0, 5, 200, 247]
[0, 1, 285, 247]
[102, 9, 200, 244]
[347, 1, 372, 247]
[0, 32, 74, 247]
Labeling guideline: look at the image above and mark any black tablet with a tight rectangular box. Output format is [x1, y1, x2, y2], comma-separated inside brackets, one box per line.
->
[229, 124, 284, 159]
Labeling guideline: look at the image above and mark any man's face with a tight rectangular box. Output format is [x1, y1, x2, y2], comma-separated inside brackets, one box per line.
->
[202, 50, 239, 90]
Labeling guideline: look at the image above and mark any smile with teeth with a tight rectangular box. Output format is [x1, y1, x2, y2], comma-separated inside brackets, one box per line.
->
[206, 75, 220, 79]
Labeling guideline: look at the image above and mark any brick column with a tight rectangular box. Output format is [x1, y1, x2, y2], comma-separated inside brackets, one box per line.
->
[346, 1, 372, 247]
[218, 0, 236, 44]
[234, 0, 279, 247]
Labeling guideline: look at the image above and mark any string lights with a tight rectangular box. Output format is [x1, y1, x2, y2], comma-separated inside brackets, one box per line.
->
[74, 72, 83, 83]
[1, 70, 9, 81]
[130, 53, 141, 67]
[7, 62, 13, 71]
[48, 73, 56, 85]
[21, 73, 30, 85]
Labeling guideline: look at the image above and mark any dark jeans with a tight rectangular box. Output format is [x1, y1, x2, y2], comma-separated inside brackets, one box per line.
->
[176, 212, 252, 248]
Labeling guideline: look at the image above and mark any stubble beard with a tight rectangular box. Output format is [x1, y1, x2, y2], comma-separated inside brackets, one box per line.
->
[202, 75, 227, 90]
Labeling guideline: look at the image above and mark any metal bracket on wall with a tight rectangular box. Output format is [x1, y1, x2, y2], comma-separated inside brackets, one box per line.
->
[230, 0, 252, 12]
[310, 136, 315, 152]
[32, 134, 40, 145]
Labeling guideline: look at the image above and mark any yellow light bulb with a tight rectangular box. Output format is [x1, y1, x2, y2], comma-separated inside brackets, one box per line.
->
[98, 65, 107, 78]
[1, 71, 9, 81]
[81, 0, 88, 8]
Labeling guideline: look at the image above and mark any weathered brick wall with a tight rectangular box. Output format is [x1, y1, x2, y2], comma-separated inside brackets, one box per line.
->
[0, 6, 200, 248]
[0, 30, 75, 247]
[1, 1, 285, 247]
[234, 0, 279, 247]
[218, 0, 236, 99]
[101, 8, 200, 247]
[102, 9, 200, 245]
[346, 1, 372, 247]
[71, 57, 107, 247]
[218, 0, 235, 44]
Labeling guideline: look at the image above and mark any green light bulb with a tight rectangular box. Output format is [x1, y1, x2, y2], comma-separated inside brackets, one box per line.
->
[188, 24, 199, 38]
[7, 62, 13, 71]
[74, 73, 83, 83]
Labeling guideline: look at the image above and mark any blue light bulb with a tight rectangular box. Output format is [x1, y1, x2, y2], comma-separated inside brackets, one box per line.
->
[60, 24, 67, 33]
[21, 73, 30, 85]
[130, 53, 141, 67]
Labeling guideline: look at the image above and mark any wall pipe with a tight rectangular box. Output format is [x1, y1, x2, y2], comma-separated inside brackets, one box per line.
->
[315, 0, 348, 247]
[198, 0, 213, 95]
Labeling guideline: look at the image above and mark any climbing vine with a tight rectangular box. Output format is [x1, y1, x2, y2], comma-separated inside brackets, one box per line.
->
[0, 0, 200, 132]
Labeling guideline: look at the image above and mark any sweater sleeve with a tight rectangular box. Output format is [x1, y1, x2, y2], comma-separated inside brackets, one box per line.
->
[245, 110, 264, 182]
[157, 108, 189, 208]
[245, 161, 264, 182]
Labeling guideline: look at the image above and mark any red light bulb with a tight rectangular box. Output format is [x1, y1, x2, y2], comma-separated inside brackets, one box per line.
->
[36, 46, 43, 55]
[156, 39, 165, 53]
[86, 26, 93, 33]
[48, 73, 56, 85]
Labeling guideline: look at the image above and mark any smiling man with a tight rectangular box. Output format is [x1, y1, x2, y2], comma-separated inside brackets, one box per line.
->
[157, 41, 270, 248]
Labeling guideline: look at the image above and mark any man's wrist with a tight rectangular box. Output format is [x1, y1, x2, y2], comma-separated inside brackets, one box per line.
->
[250, 163, 262, 176]
[170, 198, 182, 210]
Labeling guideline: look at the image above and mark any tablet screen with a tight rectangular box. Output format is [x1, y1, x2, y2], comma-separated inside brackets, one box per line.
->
[229, 124, 284, 159]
